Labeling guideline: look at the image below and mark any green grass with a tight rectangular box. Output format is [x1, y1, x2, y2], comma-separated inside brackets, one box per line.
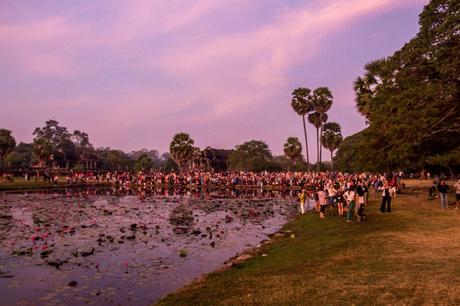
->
[157, 183, 460, 305]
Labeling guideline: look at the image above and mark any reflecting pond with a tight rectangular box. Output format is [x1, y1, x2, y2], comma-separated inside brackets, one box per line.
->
[0, 187, 314, 305]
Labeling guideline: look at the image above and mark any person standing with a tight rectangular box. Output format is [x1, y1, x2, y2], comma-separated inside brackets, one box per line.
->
[298, 189, 306, 214]
[454, 180, 460, 210]
[344, 186, 356, 223]
[337, 187, 345, 216]
[373, 179, 380, 199]
[318, 188, 328, 219]
[380, 181, 392, 213]
[363, 182, 369, 206]
[356, 182, 365, 222]
[326, 184, 337, 215]
[314, 189, 320, 213]
[438, 180, 449, 210]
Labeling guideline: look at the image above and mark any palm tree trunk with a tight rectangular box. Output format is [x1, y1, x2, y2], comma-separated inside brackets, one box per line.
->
[302, 115, 310, 171]
[316, 127, 320, 172]
[330, 150, 333, 171]
[319, 123, 323, 166]
[1, 156, 4, 173]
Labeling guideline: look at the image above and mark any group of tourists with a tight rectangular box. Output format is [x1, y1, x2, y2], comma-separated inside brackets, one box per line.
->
[71, 170, 403, 191]
[295, 175, 460, 223]
[296, 174, 400, 223]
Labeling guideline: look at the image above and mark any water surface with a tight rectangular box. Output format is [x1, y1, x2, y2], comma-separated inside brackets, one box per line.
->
[0, 188, 307, 305]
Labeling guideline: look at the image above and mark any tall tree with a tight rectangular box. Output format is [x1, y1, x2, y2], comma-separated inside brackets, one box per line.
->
[291, 87, 314, 170]
[283, 137, 302, 168]
[227, 140, 273, 171]
[6, 142, 33, 168]
[32, 138, 52, 168]
[308, 112, 328, 171]
[321, 122, 342, 170]
[93, 148, 132, 171]
[72, 130, 95, 169]
[169, 133, 195, 171]
[312, 87, 333, 166]
[134, 154, 154, 171]
[0, 129, 16, 172]
[33, 120, 78, 169]
[342, 0, 460, 173]
[335, 0, 460, 174]
[353, 59, 393, 122]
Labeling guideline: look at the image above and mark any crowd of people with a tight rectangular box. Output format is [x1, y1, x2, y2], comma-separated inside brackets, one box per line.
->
[23, 169, 405, 223]
[3, 168, 459, 220]
[295, 173, 400, 222]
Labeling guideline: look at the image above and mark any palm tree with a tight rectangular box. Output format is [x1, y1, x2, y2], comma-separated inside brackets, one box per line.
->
[321, 122, 343, 170]
[353, 58, 391, 122]
[353, 77, 372, 121]
[312, 87, 333, 166]
[169, 133, 195, 171]
[283, 137, 302, 169]
[291, 87, 314, 170]
[308, 112, 328, 171]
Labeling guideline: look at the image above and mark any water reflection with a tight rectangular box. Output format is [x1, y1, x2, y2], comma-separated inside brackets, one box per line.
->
[0, 187, 299, 306]
[8, 186, 300, 199]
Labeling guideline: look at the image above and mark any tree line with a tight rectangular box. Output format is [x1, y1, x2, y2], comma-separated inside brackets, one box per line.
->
[334, 0, 460, 177]
[0, 120, 177, 173]
[1, 118, 342, 173]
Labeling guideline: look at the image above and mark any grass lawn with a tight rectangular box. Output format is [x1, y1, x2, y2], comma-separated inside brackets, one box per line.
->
[157, 180, 460, 305]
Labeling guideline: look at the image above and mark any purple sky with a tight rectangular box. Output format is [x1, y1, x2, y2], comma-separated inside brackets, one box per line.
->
[0, 0, 428, 160]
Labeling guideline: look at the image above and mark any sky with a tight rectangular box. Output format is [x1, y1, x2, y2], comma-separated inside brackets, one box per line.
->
[0, 0, 428, 160]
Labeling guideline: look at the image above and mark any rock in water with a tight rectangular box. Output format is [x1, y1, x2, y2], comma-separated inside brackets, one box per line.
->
[80, 247, 95, 257]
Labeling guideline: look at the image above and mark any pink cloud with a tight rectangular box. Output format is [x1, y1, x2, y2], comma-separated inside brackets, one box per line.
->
[0, 16, 79, 43]
[148, 0, 426, 117]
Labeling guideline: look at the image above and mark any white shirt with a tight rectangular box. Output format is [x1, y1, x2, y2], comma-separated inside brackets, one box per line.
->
[344, 190, 356, 203]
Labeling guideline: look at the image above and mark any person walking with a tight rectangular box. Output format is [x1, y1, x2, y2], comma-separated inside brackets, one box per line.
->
[380, 181, 392, 213]
[438, 180, 449, 209]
